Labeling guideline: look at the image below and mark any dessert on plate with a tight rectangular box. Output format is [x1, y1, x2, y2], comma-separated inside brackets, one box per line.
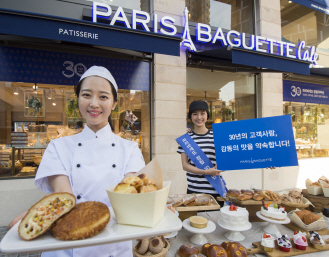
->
[260, 201, 287, 221]
[219, 203, 250, 230]
[309, 231, 326, 250]
[261, 233, 275, 252]
[276, 232, 292, 252]
[293, 231, 308, 250]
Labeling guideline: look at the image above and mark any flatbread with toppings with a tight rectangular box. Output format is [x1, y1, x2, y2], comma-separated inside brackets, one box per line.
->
[18, 193, 76, 240]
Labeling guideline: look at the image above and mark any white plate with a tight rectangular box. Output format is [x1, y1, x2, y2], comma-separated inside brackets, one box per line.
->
[163, 230, 178, 239]
[0, 208, 182, 254]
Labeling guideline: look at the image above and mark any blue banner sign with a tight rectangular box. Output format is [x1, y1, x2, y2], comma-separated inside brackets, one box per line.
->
[283, 80, 329, 105]
[176, 133, 228, 197]
[0, 46, 149, 90]
[213, 115, 298, 170]
[291, 0, 329, 15]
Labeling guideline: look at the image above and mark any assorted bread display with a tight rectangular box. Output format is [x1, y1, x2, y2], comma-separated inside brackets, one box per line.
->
[18, 193, 110, 241]
[114, 174, 158, 194]
[134, 236, 169, 256]
[280, 190, 303, 204]
[306, 175, 329, 196]
[167, 194, 212, 207]
[176, 242, 247, 257]
[226, 189, 280, 201]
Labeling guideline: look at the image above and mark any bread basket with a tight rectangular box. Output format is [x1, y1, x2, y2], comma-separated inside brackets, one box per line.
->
[288, 209, 327, 231]
[133, 239, 170, 257]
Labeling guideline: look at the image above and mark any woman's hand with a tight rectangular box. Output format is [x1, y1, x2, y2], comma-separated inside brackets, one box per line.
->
[205, 165, 225, 176]
[7, 210, 27, 231]
[266, 166, 276, 170]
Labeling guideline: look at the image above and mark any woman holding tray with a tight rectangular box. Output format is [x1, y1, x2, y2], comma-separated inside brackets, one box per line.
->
[8, 66, 145, 257]
[177, 100, 225, 206]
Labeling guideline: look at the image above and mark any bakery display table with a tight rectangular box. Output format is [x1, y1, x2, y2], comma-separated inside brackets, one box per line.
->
[163, 210, 329, 257]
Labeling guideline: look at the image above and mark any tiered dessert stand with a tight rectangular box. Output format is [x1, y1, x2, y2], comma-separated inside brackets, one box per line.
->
[182, 219, 216, 245]
[256, 211, 290, 234]
[217, 220, 252, 241]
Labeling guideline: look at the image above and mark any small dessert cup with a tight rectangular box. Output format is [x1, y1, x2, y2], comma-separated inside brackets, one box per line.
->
[312, 243, 324, 250]
[279, 246, 291, 252]
[295, 243, 307, 251]
[263, 246, 274, 252]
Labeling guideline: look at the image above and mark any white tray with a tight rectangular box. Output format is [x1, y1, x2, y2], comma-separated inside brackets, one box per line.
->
[0, 208, 182, 254]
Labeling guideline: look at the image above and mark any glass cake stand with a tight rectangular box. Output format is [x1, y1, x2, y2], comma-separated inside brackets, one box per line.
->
[217, 220, 252, 241]
[256, 211, 290, 234]
[182, 219, 216, 245]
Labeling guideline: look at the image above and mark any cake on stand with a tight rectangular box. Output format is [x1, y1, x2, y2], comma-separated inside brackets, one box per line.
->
[256, 211, 290, 234]
[182, 219, 216, 245]
[217, 220, 252, 241]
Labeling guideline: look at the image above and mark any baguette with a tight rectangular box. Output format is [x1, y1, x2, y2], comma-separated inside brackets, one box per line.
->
[18, 192, 76, 241]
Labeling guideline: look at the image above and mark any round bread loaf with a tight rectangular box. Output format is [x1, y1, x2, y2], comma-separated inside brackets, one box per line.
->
[226, 242, 248, 257]
[238, 194, 253, 201]
[51, 201, 110, 240]
[136, 238, 149, 255]
[221, 241, 230, 250]
[140, 184, 157, 193]
[149, 237, 164, 254]
[303, 213, 320, 225]
[113, 183, 138, 194]
[121, 176, 143, 191]
[252, 193, 264, 201]
[178, 244, 199, 257]
[202, 243, 213, 255]
[241, 189, 253, 195]
[207, 244, 227, 257]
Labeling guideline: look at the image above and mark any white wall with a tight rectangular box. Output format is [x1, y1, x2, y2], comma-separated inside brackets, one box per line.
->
[0, 179, 47, 226]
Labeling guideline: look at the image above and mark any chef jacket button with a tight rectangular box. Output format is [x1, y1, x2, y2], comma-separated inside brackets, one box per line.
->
[77, 195, 81, 199]
[78, 143, 82, 146]
[112, 164, 116, 168]
[77, 164, 81, 168]
[112, 143, 115, 147]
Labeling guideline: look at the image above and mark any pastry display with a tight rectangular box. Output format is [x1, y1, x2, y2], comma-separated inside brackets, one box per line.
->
[221, 242, 247, 257]
[261, 190, 280, 201]
[18, 193, 76, 240]
[219, 205, 250, 229]
[260, 201, 287, 221]
[276, 232, 292, 252]
[168, 194, 212, 207]
[309, 231, 326, 249]
[51, 201, 110, 240]
[280, 190, 303, 204]
[261, 233, 275, 252]
[293, 231, 308, 250]
[306, 178, 324, 195]
[177, 244, 199, 257]
[226, 189, 241, 197]
[113, 174, 158, 194]
[207, 244, 227, 257]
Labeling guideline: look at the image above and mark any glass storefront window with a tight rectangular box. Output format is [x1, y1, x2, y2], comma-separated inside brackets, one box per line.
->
[85, 0, 150, 12]
[0, 83, 150, 179]
[280, 0, 329, 67]
[283, 102, 329, 158]
[186, 68, 255, 130]
[186, 0, 254, 34]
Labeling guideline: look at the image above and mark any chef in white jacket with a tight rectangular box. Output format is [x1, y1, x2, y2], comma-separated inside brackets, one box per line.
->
[10, 66, 145, 257]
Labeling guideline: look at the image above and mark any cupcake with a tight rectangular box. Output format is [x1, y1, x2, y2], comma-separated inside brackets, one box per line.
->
[261, 233, 275, 252]
[293, 231, 308, 250]
[276, 232, 292, 252]
[309, 231, 326, 250]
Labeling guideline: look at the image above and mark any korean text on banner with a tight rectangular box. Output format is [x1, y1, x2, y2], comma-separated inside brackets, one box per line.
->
[176, 134, 227, 197]
[213, 115, 298, 170]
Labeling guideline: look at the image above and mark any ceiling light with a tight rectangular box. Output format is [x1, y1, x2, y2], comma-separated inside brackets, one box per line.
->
[33, 84, 38, 90]
[52, 102, 56, 106]
[288, 1, 292, 3]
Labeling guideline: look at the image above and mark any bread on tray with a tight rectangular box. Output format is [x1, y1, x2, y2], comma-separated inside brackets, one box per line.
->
[18, 192, 76, 241]
[51, 201, 110, 240]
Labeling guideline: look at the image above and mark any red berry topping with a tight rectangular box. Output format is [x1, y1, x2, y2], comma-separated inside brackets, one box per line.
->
[294, 231, 297, 235]
[302, 237, 306, 242]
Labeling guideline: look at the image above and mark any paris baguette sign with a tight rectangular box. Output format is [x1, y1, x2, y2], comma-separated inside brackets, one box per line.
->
[90, 2, 318, 64]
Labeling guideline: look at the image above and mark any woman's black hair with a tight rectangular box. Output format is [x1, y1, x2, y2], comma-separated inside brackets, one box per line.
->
[75, 77, 118, 131]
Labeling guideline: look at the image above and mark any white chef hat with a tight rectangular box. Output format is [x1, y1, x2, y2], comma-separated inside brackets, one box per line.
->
[79, 66, 118, 92]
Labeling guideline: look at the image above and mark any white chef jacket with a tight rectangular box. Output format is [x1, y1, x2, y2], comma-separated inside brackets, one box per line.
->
[35, 124, 145, 257]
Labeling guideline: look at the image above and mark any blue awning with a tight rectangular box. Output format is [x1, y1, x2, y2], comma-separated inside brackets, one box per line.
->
[0, 10, 181, 56]
[189, 47, 311, 75]
[291, 0, 329, 15]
